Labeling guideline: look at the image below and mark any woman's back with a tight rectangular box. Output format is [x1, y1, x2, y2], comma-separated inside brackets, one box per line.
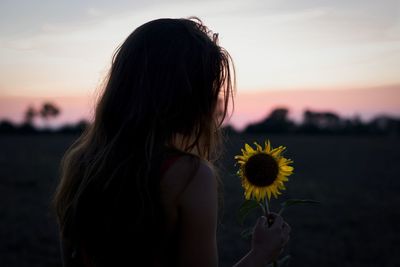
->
[61, 148, 209, 266]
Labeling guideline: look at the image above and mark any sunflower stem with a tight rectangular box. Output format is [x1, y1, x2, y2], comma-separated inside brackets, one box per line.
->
[278, 208, 284, 215]
[265, 198, 271, 215]
[265, 198, 275, 228]
[258, 202, 266, 215]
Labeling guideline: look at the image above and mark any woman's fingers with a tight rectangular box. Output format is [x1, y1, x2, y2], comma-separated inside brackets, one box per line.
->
[251, 215, 291, 263]
[268, 213, 284, 229]
[254, 216, 267, 231]
[282, 228, 290, 243]
[253, 215, 290, 242]
[283, 222, 291, 234]
[281, 222, 291, 246]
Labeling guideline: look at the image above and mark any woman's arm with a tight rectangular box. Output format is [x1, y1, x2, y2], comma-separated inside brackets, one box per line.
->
[178, 160, 290, 267]
[178, 160, 219, 267]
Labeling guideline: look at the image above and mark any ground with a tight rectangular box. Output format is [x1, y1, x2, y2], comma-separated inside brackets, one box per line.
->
[0, 134, 399, 267]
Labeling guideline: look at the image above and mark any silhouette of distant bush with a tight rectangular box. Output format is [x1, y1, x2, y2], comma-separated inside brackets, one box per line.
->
[57, 120, 90, 134]
[298, 110, 400, 135]
[367, 116, 400, 135]
[298, 109, 343, 134]
[0, 120, 38, 134]
[222, 125, 238, 135]
[0, 119, 91, 135]
[0, 120, 18, 134]
[244, 107, 296, 134]
[18, 123, 38, 134]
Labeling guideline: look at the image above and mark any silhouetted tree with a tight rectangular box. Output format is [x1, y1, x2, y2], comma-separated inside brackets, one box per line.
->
[24, 106, 37, 125]
[244, 107, 295, 134]
[269, 108, 289, 121]
[341, 115, 369, 134]
[368, 115, 400, 135]
[40, 102, 60, 128]
[301, 109, 343, 133]
[320, 112, 341, 129]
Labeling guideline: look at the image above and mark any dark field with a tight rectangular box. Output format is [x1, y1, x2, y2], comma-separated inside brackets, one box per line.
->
[1, 134, 399, 267]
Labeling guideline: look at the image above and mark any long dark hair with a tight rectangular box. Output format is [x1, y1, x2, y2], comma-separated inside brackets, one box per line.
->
[53, 17, 235, 265]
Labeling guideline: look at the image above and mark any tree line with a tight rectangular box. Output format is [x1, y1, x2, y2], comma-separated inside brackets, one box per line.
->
[0, 104, 399, 136]
[228, 107, 400, 136]
[0, 102, 89, 134]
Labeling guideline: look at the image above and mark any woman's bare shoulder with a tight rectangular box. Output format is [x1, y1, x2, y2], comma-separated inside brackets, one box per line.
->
[161, 154, 216, 189]
[161, 154, 216, 198]
[178, 157, 218, 213]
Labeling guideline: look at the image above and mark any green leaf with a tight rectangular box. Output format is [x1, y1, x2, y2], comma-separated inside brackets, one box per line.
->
[238, 199, 260, 225]
[279, 199, 321, 215]
[240, 227, 253, 240]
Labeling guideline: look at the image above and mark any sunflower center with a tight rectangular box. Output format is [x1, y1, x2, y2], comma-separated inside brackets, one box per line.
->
[244, 153, 279, 187]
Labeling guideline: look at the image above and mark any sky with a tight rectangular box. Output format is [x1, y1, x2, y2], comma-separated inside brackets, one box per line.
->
[0, 0, 399, 129]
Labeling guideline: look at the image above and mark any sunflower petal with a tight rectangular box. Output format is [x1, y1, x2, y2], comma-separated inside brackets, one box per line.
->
[265, 140, 271, 153]
[260, 188, 267, 201]
[279, 157, 292, 166]
[281, 165, 294, 172]
[266, 188, 272, 200]
[272, 146, 286, 157]
[276, 180, 284, 186]
[254, 188, 260, 201]
[254, 142, 263, 152]
[281, 172, 293, 178]
[245, 187, 252, 200]
[245, 143, 255, 153]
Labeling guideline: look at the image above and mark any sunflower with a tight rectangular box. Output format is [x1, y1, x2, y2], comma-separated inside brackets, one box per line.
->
[234, 140, 294, 201]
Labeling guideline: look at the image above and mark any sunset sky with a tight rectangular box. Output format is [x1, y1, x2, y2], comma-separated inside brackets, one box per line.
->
[0, 0, 399, 129]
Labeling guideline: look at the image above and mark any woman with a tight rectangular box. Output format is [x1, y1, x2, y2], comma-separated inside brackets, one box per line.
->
[53, 17, 290, 267]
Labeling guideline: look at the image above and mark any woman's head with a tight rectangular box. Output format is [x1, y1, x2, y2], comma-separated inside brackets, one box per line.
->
[97, 17, 234, 159]
[53, 17, 234, 265]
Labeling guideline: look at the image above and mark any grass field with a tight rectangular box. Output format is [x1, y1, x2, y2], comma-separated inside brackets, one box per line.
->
[1, 134, 399, 267]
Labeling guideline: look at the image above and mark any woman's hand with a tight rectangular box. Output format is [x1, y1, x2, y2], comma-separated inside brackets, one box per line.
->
[251, 213, 291, 265]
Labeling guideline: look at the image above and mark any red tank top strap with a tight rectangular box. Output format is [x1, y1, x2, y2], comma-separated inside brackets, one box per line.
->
[80, 240, 95, 267]
[160, 154, 182, 176]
